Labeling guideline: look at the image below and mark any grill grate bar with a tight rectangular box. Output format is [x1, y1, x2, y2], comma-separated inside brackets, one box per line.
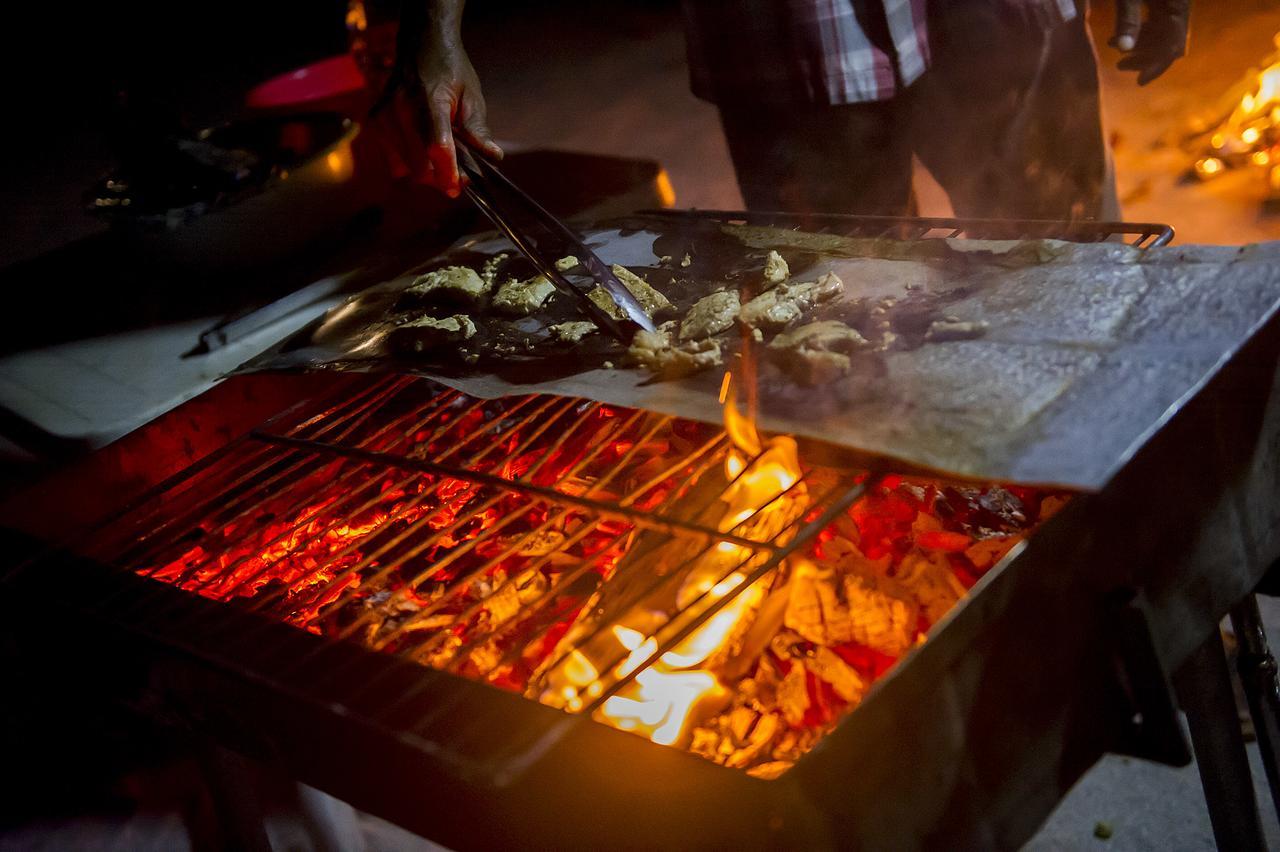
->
[243, 396, 585, 618]
[111, 376, 446, 574]
[179, 393, 544, 601]
[250, 431, 785, 553]
[436, 431, 731, 679]
[530, 457, 819, 693]
[365, 407, 661, 653]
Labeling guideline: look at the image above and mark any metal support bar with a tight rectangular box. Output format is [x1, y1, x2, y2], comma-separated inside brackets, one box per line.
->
[1230, 593, 1280, 824]
[1176, 627, 1268, 852]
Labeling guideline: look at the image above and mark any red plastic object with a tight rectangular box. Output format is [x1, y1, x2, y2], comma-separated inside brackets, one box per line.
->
[246, 54, 367, 112]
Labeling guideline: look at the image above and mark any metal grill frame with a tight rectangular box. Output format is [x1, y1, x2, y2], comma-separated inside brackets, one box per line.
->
[5, 216, 1280, 851]
[54, 373, 875, 723]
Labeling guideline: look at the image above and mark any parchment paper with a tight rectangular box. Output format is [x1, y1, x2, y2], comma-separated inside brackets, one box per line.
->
[239, 215, 1280, 490]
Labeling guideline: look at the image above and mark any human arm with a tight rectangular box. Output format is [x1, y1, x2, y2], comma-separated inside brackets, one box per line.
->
[395, 0, 502, 196]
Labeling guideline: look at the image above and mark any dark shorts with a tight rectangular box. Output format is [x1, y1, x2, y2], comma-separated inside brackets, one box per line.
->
[715, 2, 1117, 220]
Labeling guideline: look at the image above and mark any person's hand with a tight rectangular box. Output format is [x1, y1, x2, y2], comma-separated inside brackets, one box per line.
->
[385, 1, 501, 197]
[1110, 0, 1190, 85]
[412, 34, 502, 197]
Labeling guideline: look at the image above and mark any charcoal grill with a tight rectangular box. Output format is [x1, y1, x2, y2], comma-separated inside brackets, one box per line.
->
[3, 214, 1280, 851]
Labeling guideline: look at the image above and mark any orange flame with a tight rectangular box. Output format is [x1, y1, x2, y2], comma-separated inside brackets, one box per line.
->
[592, 372, 799, 746]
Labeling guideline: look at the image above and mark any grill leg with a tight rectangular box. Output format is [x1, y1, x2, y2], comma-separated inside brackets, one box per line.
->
[1176, 627, 1267, 852]
[1231, 594, 1280, 822]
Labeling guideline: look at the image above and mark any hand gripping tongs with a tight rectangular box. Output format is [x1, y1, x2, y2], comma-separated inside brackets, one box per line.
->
[455, 140, 656, 341]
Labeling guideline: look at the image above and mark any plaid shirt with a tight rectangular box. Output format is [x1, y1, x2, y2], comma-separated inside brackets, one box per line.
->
[682, 0, 1078, 105]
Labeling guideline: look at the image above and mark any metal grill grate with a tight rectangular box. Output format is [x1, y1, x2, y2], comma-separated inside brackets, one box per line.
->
[60, 375, 871, 746]
[642, 209, 1176, 248]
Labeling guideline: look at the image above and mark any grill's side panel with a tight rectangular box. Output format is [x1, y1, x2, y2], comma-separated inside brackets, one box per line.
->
[787, 305, 1280, 849]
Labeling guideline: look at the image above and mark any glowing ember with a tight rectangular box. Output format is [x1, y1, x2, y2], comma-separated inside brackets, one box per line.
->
[1191, 33, 1280, 192]
[129, 384, 1068, 777]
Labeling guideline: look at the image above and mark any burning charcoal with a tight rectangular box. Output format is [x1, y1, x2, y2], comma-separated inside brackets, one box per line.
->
[738, 272, 843, 331]
[964, 536, 1020, 570]
[403, 266, 490, 306]
[679, 290, 741, 341]
[895, 549, 967, 625]
[746, 760, 794, 780]
[554, 255, 580, 272]
[491, 275, 556, 316]
[787, 559, 916, 655]
[587, 265, 673, 320]
[841, 570, 918, 656]
[467, 639, 503, 674]
[979, 486, 1027, 526]
[724, 705, 758, 745]
[763, 250, 790, 286]
[726, 712, 782, 769]
[690, 726, 722, 761]
[786, 561, 856, 646]
[805, 647, 866, 703]
[1040, 494, 1071, 520]
[514, 529, 567, 556]
[482, 581, 522, 626]
[776, 662, 811, 726]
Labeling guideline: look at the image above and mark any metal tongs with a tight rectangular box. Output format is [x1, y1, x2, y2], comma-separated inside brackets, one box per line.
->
[456, 141, 656, 340]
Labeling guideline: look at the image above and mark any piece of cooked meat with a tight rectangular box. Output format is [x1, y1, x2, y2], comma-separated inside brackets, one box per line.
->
[491, 275, 556, 315]
[389, 314, 477, 353]
[925, 318, 989, 342]
[403, 266, 489, 305]
[767, 320, 869, 385]
[587, 265, 673, 319]
[763, 250, 789, 286]
[554, 255, 580, 272]
[480, 253, 509, 287]
[628, 328, 722, 377]
[679, 290, 740, 341]
[739, 272, 843, 331]
[548, 320, 597, 343]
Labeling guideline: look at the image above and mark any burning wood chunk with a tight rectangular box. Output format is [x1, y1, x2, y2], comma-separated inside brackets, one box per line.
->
[491, 275, 556, 315]
[725, 711, 782, 769]
[738, 272, 843, 331]
[390, 314, 477, 353]
[785, 559, 916, 656]
[515, 529, 567, 556]
[964, 535, 1019, 570]
[763, 250, 790, 285]
[895, 549, 967, 625]
[776, 664, 810, 726]
[841, 569, 918, 656]
[747, 760, 793, 780]
[587, 265, 673, 319]
[628, 329, 723, 377]
[804, 646, 866, 702]
[1040, 494, 1070, 520]
[679, 290, 740, 341]
[925, 318, 989, 343]
[404, 266, 489, 306]
[548, 320, 597, 344]
[767, 320, 870, 385]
